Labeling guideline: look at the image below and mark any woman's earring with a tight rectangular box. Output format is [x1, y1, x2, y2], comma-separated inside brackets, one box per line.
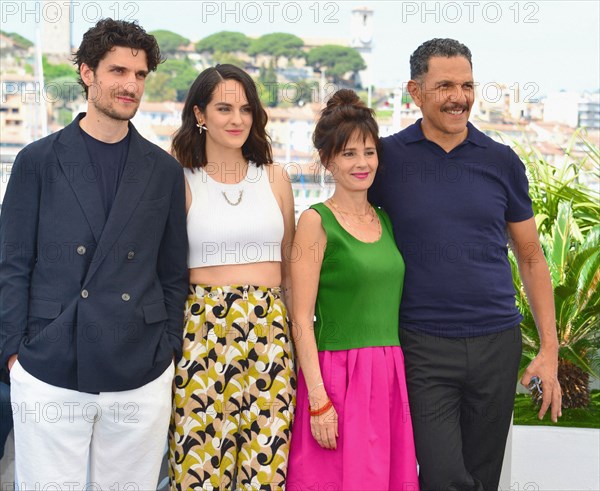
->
[196, 122, 207, 135]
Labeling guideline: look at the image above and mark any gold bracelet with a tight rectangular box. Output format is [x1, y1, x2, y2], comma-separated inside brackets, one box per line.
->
[308, 382, 324, 393]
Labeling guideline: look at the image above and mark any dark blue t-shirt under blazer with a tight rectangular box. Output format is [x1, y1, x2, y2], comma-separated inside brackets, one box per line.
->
[369, 119, 533, 338]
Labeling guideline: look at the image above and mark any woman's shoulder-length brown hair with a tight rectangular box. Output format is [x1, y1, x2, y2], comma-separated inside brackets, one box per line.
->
[171, 64, 273, 169]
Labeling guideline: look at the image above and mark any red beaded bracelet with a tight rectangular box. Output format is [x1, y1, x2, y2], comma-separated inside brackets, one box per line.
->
[308, 399, 333, 416]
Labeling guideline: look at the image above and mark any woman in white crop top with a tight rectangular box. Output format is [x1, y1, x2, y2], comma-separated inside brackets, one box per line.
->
[168, 64, 296, 491]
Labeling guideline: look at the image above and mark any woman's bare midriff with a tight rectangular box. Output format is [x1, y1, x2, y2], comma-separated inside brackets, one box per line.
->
[188, 261, 282, 288]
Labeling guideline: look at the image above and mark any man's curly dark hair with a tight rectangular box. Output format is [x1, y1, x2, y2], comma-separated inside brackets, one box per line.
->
[73, 18, 163, 97]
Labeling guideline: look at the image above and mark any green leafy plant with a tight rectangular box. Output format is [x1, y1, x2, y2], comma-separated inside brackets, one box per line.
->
[511, 132, 600, 409]
[516, 131, 600, 236]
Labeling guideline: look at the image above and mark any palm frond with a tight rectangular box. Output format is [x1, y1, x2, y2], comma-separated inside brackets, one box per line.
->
[511, 133, 600, 402]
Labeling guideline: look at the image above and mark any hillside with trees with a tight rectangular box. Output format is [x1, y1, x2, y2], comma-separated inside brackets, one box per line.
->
[10, 28, 367, 105]
[150, 30, 190, 55]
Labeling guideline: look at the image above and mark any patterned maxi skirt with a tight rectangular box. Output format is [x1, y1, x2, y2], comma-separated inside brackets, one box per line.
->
[169, 285, 296, 491]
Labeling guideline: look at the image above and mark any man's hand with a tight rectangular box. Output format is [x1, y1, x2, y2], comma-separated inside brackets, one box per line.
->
[520, 349, 562, 422]
[7, 354, 18, 372]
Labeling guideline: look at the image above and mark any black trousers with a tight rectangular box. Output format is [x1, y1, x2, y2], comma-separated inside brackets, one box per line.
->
[400, 326, 522, 491]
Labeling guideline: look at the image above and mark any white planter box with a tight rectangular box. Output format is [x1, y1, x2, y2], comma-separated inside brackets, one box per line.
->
[507, 426, 600, 490]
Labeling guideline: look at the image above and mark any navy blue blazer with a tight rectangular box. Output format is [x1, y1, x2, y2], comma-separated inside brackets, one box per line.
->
[0, 114, 189, 392]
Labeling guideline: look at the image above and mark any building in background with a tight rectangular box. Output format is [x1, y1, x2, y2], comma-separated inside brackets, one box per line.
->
[578, 93, 600, 129]
[41, 0, 72, 61]
[543, 91, 581, 127]
[350, 5, 374, 89]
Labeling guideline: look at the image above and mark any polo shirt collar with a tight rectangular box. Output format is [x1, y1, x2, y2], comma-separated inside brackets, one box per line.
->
[405, 119, 488, 148]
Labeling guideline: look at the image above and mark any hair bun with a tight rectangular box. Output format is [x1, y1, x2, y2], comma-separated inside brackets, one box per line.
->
[326, 89, 362, 110]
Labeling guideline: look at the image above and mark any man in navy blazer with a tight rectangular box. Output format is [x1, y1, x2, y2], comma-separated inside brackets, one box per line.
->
[0, 19, 188, 488]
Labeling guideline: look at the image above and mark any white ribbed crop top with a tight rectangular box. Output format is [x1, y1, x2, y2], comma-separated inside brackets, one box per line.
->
[184, 162, 284, 268]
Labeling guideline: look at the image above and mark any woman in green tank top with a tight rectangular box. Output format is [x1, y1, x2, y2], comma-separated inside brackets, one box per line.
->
[287, 89, 419, 490]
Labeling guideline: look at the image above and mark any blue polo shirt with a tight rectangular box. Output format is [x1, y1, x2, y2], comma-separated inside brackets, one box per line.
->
[369, 119, 533, 337]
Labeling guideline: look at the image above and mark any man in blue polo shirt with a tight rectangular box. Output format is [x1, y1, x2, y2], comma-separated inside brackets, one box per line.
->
[369, 38, 561, 490]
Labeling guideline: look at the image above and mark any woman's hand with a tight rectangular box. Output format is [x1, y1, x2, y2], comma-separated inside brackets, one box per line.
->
[309, 387, 338, 450]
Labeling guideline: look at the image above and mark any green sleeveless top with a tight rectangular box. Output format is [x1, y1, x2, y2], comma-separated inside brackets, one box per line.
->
[311, 202, 405, 351]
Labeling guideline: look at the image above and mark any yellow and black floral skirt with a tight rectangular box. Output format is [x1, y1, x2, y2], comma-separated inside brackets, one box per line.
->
[169, 285, 296, 491]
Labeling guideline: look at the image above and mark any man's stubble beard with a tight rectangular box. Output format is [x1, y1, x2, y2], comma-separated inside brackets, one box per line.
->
[93, 98, 139, 122]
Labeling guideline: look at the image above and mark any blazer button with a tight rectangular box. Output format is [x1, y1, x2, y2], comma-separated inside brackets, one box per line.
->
[81, 290, 89, 299]
[127, 251, 135, 260]
[121, 293, 131, 302]
[77, 245, 86, 255]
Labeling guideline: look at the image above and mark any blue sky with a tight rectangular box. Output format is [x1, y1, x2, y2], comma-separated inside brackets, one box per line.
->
[2, 1, 599, 94]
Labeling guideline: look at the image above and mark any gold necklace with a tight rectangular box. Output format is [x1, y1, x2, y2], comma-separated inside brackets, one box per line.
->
[327, 199, 381, 241]
[222, 190, 243, 206]
[329, 198, 374, 224]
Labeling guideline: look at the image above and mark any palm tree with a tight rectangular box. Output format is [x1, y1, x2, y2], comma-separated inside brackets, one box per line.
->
[512, 204, 600, 407]
[511, 132, 600, 408]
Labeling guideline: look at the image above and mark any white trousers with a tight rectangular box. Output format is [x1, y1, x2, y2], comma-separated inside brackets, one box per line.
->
[10, 359, 174, 491]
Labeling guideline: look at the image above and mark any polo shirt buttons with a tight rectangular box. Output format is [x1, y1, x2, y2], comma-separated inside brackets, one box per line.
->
[127, 251, 135, 260]
[121, 293, 131, 302]
[81, 290, 89, 299]
[77, 245, 86, 255]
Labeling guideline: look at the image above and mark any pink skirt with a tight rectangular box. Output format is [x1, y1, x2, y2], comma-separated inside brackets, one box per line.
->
[287, 346, 419, 491]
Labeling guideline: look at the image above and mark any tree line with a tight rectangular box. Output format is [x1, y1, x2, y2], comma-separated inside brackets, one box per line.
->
[6, 29, 365, 106]
[147, 30, 366, 103]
